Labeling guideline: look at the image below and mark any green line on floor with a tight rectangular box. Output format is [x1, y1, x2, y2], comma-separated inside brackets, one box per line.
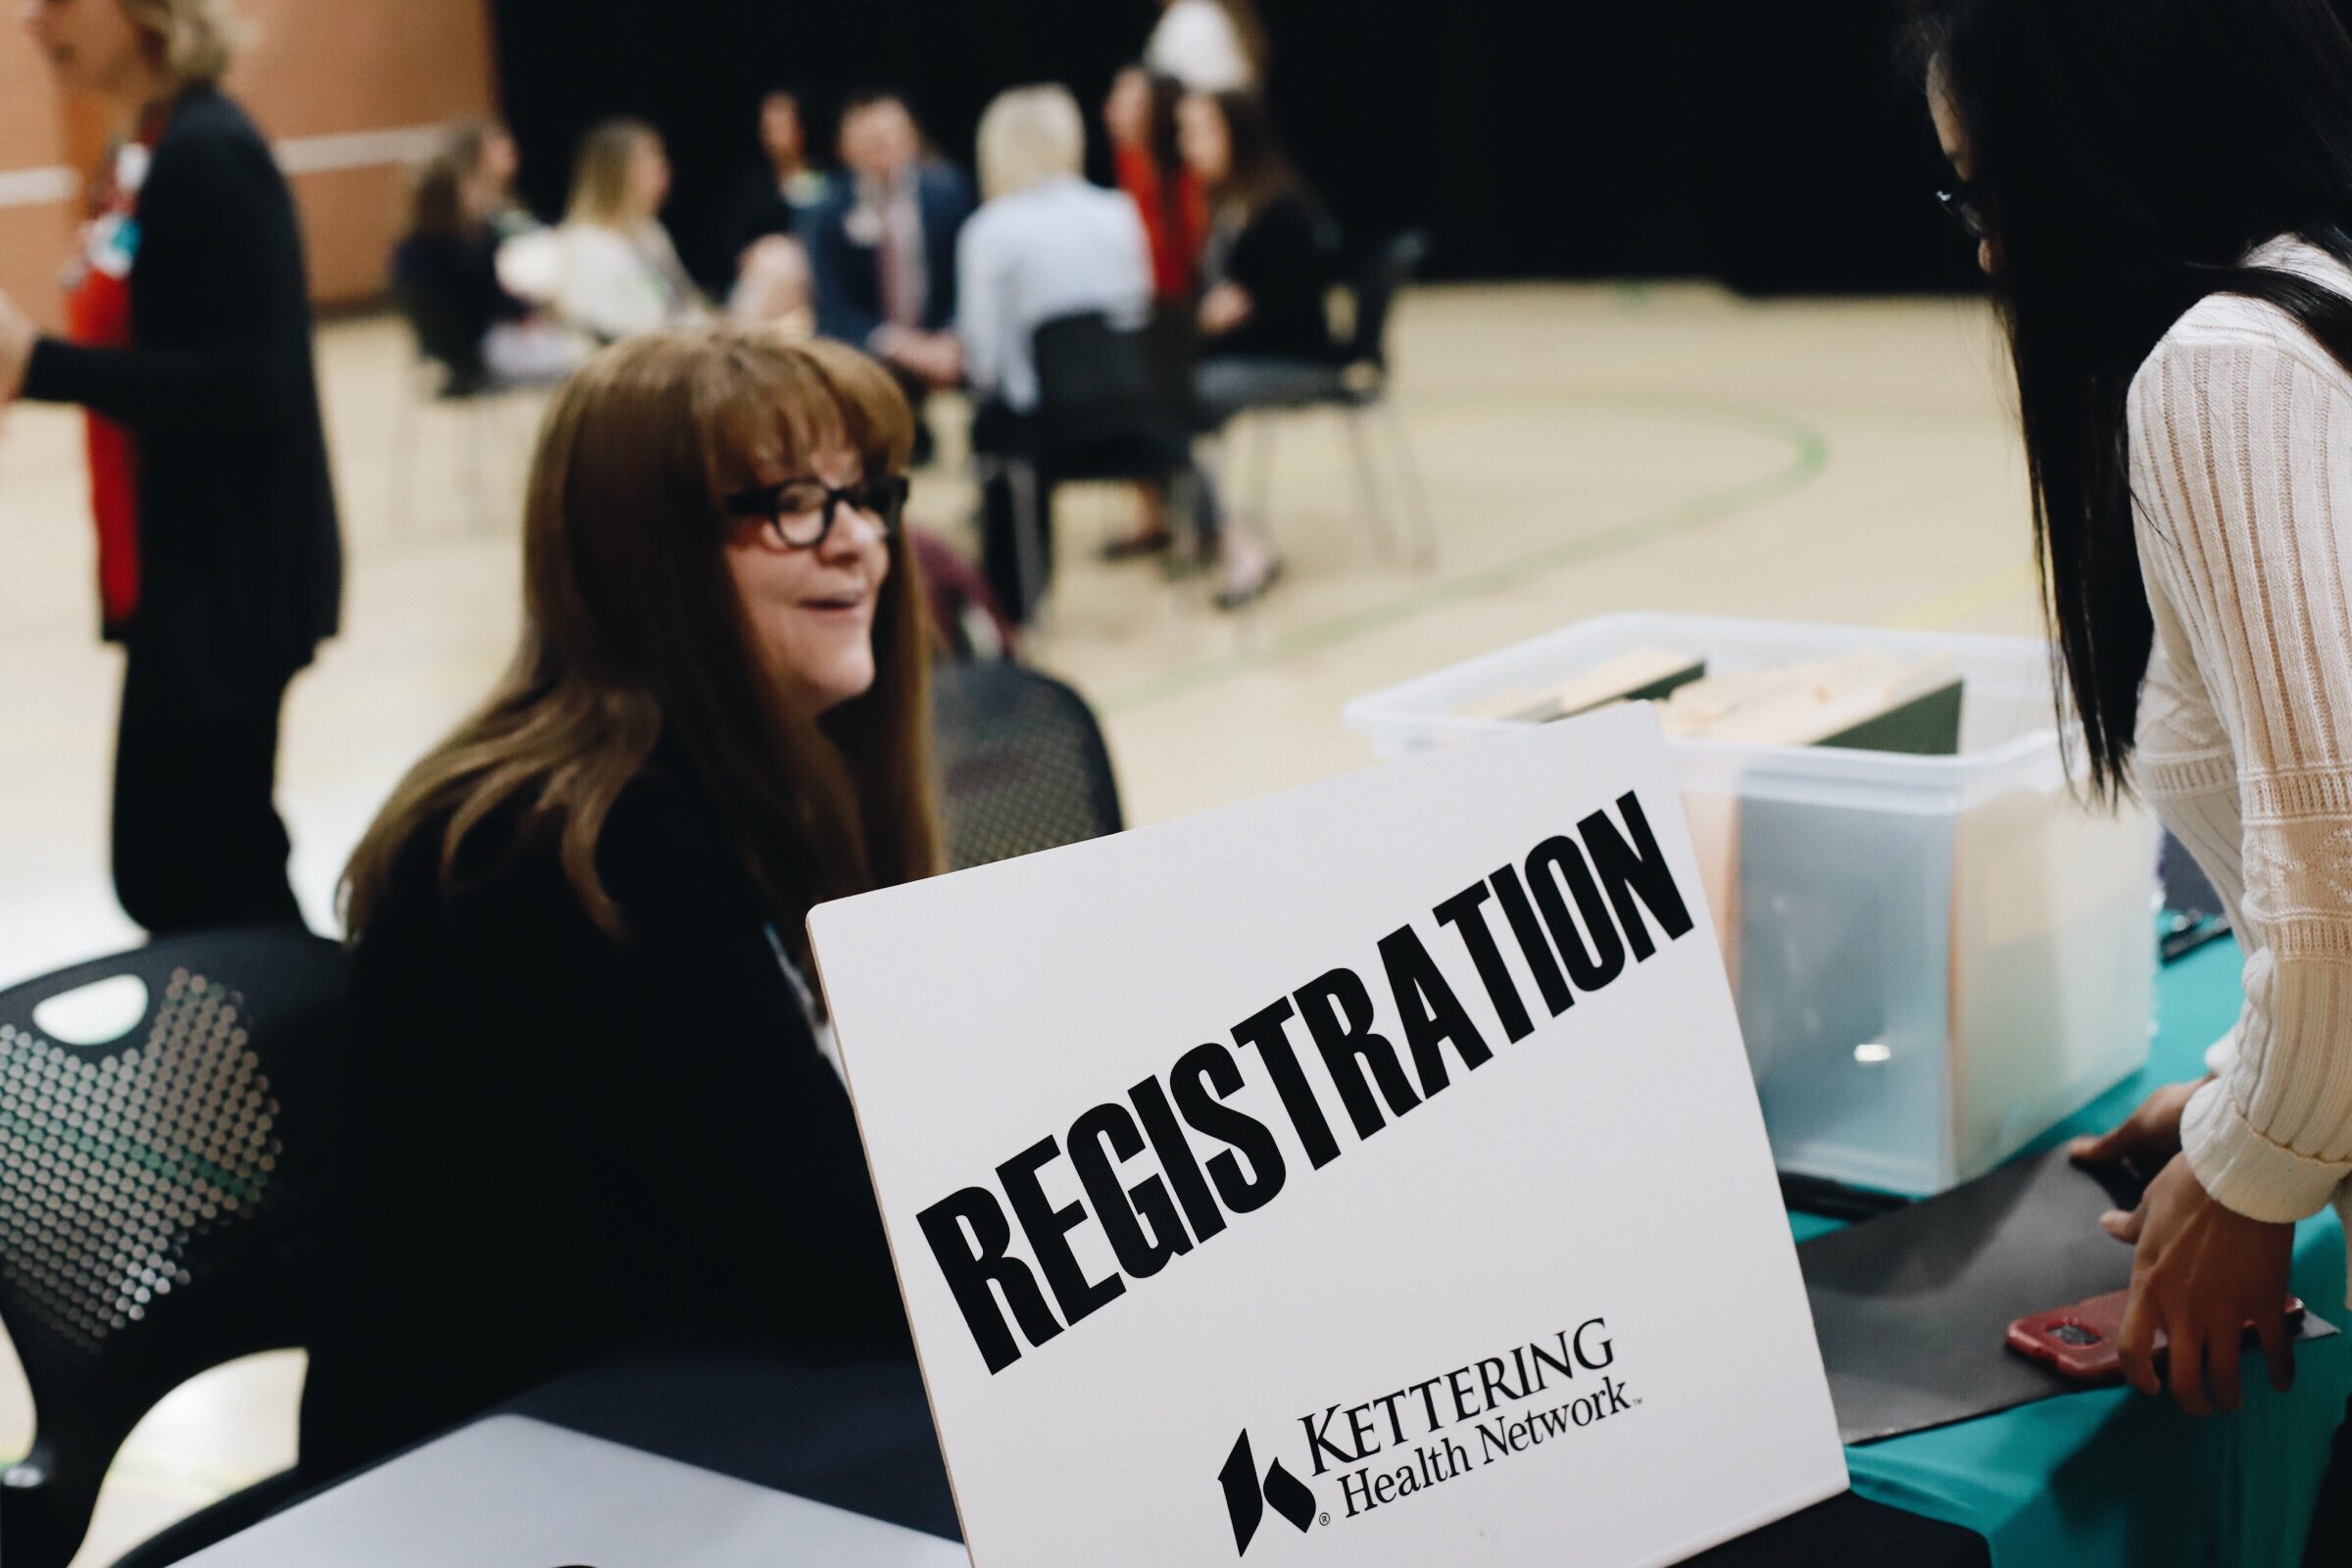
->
[1095, 397, 1832, 716]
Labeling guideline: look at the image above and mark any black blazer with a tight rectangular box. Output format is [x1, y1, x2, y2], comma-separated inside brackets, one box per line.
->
[297, 757, 909, 1478]
[808, 161, 974, 346]
[23, 85, 341, 698]
[1208, 191, 1344, 365]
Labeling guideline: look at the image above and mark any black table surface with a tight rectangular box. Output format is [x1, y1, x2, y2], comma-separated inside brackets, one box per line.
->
[501, 1315, 1988, 1568]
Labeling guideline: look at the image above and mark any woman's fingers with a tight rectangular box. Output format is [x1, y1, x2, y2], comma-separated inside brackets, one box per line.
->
[2201, 1315, 2243, 1415]
[2070, 1124, 2130, 1164]
[2117, 1285, 2164, 1397]
[2101, 1202, 2144, 1243]
[2256, 1308, 2297, 1395]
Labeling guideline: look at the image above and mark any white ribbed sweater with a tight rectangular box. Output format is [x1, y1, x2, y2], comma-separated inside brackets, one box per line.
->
[2129, 237, 2352, 1269]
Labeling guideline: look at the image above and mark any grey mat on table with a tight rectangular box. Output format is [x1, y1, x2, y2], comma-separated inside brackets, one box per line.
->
[1800, 1147, 2336, 1445]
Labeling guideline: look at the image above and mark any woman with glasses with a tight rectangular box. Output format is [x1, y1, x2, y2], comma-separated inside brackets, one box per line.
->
[301, 328, 935, 1478]
[1915, 0, 2352, 1450]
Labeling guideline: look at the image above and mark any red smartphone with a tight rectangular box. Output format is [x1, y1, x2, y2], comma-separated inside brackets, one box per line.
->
[2007, 1289, 2306, 1384]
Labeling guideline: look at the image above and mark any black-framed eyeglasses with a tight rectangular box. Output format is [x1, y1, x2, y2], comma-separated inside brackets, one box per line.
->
[1936, 179, 1988, 241]
[723, 474, 909, 550]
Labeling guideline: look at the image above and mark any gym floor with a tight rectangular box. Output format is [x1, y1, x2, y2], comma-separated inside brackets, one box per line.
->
[0, 277, 2036, 1560]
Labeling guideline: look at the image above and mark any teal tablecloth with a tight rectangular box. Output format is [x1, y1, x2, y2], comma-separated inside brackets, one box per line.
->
[1797, 937, 2352, 1567]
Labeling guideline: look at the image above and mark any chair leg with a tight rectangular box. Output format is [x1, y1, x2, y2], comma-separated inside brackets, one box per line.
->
[385, 365, 421, 536]
[460, 398, 490, 533]
[1342, 405, 1401, 560]
[1379, 396, 1440, 568]
[1246, 414, 1279, 530]
[1007, 457, 1047, 624]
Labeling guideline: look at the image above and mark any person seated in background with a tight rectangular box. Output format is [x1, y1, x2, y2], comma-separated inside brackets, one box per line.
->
[1176, 89, 1335, 606]
[391, 123, 581, 391]
[958, 85, 1168, 612]
[1146, 0, 1268, 95]
[446, 119, 536, 241]
[1105, 67, 1208, 308]
[806, 90, 973, 463]
[498, 119, 704, 345]
[721, 89, 826, 333]
[300, 327, 934, 1479]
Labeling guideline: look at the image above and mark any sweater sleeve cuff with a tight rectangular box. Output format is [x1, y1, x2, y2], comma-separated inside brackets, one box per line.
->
[19, 336, 72, 404]
[2180, 1075, 2352, 1223]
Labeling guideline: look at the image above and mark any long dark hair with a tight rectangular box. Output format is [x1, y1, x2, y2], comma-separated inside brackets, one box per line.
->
[343, 329, 939, 950]
[1200, 90, 1302, 223]
[1912, 0, 2352, 799]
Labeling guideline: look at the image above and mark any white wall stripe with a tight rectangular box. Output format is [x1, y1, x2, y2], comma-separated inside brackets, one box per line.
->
[0, 122, 452, 210]
[0, 167, 76, 210]
[270, 124, 448, 176]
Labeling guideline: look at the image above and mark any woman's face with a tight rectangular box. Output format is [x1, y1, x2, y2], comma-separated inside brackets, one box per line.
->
[724, 444, 895, 718]
[479, 128, 520, 193]
[1177, 94, 1229, 182]
[1928, 78, 1993, 276]
[627, 135, 671, 219]
[21, 0, 150, 98]
[761, 95, 804, 168]
[1104, 68, 1151, 148]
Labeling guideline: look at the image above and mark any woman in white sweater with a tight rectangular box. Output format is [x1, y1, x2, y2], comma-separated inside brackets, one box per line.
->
[498, 120, 704, 346]
[1918, 0, 2352, 1431]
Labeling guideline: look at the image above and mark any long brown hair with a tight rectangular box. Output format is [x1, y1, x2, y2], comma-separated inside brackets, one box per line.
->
[1201, 90, 1302, 224]
[343, 327, 940, 948]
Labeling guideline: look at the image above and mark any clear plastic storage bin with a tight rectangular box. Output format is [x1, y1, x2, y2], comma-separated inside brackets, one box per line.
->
[1345, 613, 2157, 1197]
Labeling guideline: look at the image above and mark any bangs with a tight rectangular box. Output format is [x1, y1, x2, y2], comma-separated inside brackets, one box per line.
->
[699, 334, 917, 498]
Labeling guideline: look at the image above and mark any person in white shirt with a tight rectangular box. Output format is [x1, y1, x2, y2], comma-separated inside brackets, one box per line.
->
[498, 120, 704, 346]
[1916, 0, 2352, 1448]
[1146, 0, 1267, 96]
[958, 85, 1201, 619]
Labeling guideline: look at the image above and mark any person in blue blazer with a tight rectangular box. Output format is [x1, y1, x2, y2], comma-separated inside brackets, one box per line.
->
[807, 91, 974, 463]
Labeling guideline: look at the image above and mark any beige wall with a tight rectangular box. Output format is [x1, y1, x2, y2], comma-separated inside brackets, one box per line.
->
[0, 39, 78, 330]
[4, 0, 497, 321]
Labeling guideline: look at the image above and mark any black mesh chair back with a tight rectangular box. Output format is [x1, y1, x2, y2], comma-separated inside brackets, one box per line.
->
[0, 928, 345, 1568]
[1031, 311, 1191, 480]
[1346, 231, 1432, 377]
[932, 661, 1124, 871]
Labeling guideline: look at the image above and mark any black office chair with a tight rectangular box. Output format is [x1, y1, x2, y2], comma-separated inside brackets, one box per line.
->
[981, 311, 1201, 622]
[0, 929, 345, 1568]
[1224, 231, 1440, 565]
[931, 661, 1124, 871]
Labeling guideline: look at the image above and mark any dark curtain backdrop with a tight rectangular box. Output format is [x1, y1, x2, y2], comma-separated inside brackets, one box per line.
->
[486, 0, 1983, 295]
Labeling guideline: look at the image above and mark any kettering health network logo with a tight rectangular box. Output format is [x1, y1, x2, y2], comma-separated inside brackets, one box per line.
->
[1218, 1432, 1317, 1553]
[1215, 1316, 1634, 1556]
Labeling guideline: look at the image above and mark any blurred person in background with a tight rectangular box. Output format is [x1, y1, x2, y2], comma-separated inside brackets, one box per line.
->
[1146, 0, 1268, 96]
[960, 85, 1174, 610]
[444, 119, 535, 241]
[1179, 88, 1343, 607]
[392, 122, 582, 392]
[1916, 0, 2352, 1522]
[1105, 67, 1207, 306]
[0, 0, 341, 935]
[807, 90, 972, 465]
[719, 89, 824, 334]
[498, 119, 704, 346]
[308, 328, 932, 1476]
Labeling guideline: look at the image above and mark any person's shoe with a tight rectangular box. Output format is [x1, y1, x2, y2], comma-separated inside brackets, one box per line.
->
[1101, 530, 1174, 562]
[1213, 554, 1284, 612]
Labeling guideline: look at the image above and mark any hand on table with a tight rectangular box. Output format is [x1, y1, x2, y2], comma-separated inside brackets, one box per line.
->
[2069, 1076, 2210, 1172]
[875, 326, 961, 390]
[2103, 1150, 2297, 1415]
[0, 290, 36, 402]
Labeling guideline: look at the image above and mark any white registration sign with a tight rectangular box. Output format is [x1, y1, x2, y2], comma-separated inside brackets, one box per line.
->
[810, 704, 1845, 1567]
